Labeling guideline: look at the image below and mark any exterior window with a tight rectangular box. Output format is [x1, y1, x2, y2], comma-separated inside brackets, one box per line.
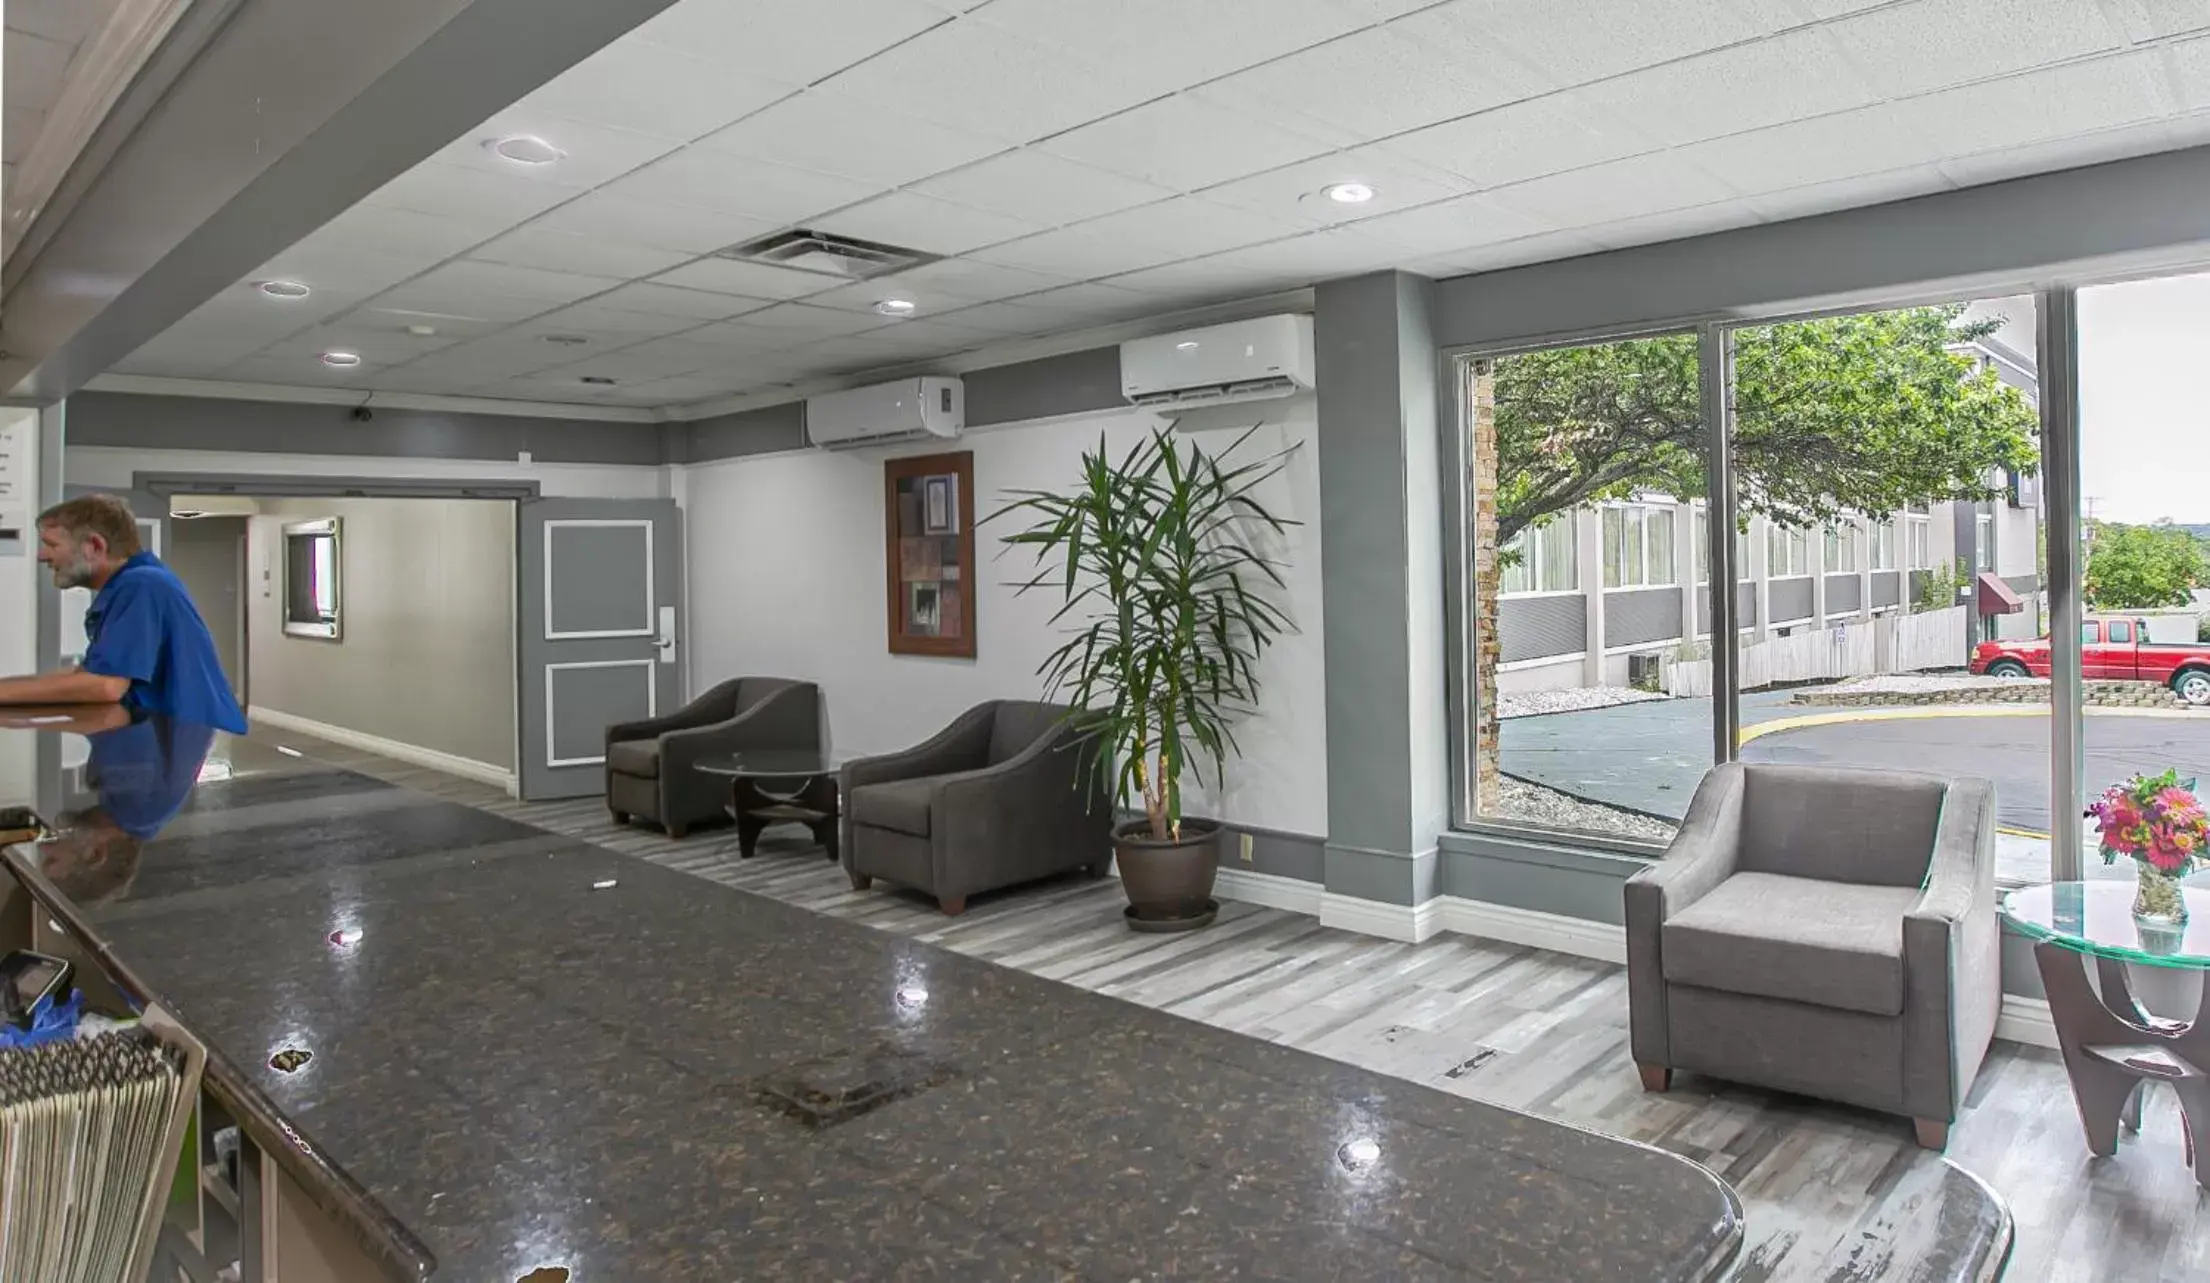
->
[1906, 515, 1933, 569]
[2109, 620, 2132, 643]
[2082, 622, 2101, 644]
[1767, 525, 1811, 576]
[1693, 511, 1708, 583]
[1870, 523, 1897, 570]
[1975, 511, 1995, 572]
[1824, 525, 1860, 573]
[1500, 519, 1578, 594]
[1603, 504, 1678, 588]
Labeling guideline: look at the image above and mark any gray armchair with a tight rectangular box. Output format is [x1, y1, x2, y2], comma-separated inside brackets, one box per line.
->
[605, 677, 820, 838]
[841, 701, 1112, 915]
[1624, 762, 2000, 1151]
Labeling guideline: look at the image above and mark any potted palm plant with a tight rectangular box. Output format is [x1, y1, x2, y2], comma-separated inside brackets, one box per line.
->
[994, 424, 1294, 932]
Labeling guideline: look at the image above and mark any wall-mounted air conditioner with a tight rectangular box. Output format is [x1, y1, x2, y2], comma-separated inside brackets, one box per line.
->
[1120, 314, 1315, 410]
[805, 376, 964, 449]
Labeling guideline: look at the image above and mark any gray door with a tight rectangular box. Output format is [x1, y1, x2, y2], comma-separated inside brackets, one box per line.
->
[57, 484, 169, 670]
[517, 497, 682, 800]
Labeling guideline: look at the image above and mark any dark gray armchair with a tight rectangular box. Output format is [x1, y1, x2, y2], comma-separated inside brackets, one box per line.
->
[1624, 762, 2001, 1150]
[840, 700, 1112, 915]
[605, 677, 819, 838]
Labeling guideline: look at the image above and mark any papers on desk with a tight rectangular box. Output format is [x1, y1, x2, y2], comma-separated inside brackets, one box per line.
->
[0, 1027, 187, 1283]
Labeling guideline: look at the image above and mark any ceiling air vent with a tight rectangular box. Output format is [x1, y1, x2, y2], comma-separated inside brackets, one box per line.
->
[719, 229, 934, 280]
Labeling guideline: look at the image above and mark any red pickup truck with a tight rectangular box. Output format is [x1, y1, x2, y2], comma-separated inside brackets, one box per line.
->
[1970, 616, 2210, 705]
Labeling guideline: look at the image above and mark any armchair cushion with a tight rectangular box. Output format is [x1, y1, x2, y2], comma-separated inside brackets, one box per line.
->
[607, 740, 660, 779]
[852, 779, 934, 838]
[1662, 872, 1920, 1017]
[1739, 764, 1947, 888]
[987, 700, 1065, 765]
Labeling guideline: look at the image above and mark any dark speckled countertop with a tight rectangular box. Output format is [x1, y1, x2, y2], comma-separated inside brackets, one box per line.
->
[5, 716, 1745, 1281]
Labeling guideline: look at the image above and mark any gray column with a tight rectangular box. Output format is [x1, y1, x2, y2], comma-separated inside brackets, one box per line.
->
[1316, 271, 1447, 909]
[2040, 287, 2084, 881]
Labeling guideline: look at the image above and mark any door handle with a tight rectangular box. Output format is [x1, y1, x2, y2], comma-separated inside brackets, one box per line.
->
[656, 606, 677, 664]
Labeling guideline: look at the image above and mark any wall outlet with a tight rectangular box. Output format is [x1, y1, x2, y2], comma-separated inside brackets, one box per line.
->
[1238, 832, 1254, 864]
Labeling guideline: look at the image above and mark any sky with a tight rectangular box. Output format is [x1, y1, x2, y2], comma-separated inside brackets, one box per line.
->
[2079, 272, 2210, 527]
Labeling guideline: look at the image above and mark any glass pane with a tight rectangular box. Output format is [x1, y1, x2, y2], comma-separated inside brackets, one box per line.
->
[1500, 534, 1531, 594]
[1693, 512, 1708, 584]
[2083, 622, 2101, 644]
[2109, 621, 2132, 643]
[1732, 296, 2048, 883]
[1468, 337, 1707, 846]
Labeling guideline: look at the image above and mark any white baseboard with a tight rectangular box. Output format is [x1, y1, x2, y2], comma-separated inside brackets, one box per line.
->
[1318, 892, 1426, 942]
[1213, 867, 1323, 916]
[1433, 897, 1631, 965]
[248, 706, 519, 796]
[1995, 995, 2057, 1049]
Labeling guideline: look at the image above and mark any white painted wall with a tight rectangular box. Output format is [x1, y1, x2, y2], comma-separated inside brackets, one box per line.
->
[66, 445, 671, 500]
[683, 404, 1329, 839]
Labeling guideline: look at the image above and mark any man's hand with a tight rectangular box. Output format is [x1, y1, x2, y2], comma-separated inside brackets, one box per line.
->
[0, 670, 130, 707]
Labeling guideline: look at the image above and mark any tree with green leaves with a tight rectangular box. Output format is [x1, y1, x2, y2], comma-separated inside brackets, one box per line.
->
[2084, 520, 2210, 611]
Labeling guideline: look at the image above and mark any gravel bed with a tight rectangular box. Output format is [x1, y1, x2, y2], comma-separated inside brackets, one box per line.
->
[1494, 777, 1678, 842]
[1498, 686, 1669, 719]
[1818, 672, 2046, 695]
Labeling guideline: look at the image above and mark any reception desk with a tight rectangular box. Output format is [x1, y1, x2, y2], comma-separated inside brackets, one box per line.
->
[5, 712, 1746, 1282]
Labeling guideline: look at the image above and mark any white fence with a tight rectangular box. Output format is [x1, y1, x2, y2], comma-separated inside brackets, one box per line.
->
[1661, 606, 1967, 697]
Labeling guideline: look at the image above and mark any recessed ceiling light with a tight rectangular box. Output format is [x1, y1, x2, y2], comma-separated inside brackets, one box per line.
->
[591, 878, 619, 889]
[405, 324, 439, 337]
[1176, 340, 1200, 351]
[541, 333, 591, 346]
[874, 298, 918, 317]
[579, 375, 618, 386]
[1323, 182, 1377, 205]
[318, 351, 362, 368]
[486, 134, 565, 165]
[256, 279, 311, 299]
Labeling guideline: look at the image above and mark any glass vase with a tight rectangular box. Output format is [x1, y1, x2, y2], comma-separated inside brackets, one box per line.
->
[2132, 862, 2190, 926]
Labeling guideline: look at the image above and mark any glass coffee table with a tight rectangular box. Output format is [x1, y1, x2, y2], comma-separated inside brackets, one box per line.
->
[2001, 880, 2210, 1186]
[693, 752, 839, 863]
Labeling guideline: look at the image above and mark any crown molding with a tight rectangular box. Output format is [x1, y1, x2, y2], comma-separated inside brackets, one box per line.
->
[80, 374, 661, 423]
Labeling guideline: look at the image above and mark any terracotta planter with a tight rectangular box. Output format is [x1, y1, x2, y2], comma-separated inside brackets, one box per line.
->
[1114, 819, 1220, 932]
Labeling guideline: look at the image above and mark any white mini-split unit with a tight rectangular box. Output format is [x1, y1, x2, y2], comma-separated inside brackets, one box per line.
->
[1119, 314, 1316, 410]
[805, 376, 965, 449]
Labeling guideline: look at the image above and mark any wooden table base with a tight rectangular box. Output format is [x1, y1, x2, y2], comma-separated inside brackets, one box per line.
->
[729, 774, 840, 863]
[2033, 939, 2210, 1187]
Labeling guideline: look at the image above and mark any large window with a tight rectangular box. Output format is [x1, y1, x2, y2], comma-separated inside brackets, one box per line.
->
[1767, 525, 1812, 577]
[1824, 524, 1860, 573]
[1870, 522, 1897, 571]
[1975, 511, 1996, 572]
[1603, 504, 1677, 588]
[1501, 520, 1578, 595]
[282, 517, 342, 640]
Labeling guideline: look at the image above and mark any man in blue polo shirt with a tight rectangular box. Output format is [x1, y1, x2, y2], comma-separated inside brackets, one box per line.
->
[0, 494, 247, 734]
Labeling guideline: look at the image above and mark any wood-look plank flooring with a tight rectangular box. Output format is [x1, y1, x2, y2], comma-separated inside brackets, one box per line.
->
[253, 731, 2209, 1282]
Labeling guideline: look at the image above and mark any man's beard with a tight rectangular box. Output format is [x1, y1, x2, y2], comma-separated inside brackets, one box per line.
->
[49, 556, 94, 589]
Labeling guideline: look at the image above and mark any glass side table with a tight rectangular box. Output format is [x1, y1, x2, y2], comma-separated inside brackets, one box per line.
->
[2000, 881, 2210, 1186]
[693, 752, 840, 863]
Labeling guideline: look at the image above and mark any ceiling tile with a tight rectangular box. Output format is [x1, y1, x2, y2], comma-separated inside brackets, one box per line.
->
[1399, 0, 1767, 91]
[546, 336, 739, 382]
[1376, 92, 1656, 190]
[651, 258, 841, 301]
[1573, 28, 1883, 148]
[1578, 201, 1766, 250]
[818, 19, 1159, 143]
[1116, 226, 1412, 289]
[854, 257, 1077, 305]
[910, 150, 1175, 228]
[6, 0, 104, 44]
[526, 39, 799, 140]
[1673, 102, 1948, 195]
[1935, 120, 2182, 189]
[1096, 256, 1305, 303]
[834, 317, 1001, 355]
[694, 90, 1007, 186]
[592, 280, 776, 319]
[782, 332, 925, 373]
[1199, 26, 1538, 140]
[427, 108, 686, 190]
[469, 227, 693, 279]
[360, 368, 497, 396]
[364, 160, 585, 224]
[4, 31, 70, 112]
[255, 322, 470, 366]
[1346, 192, 1550, 254]
[2120, 0, 2210, 39]
[388, 334, 576, 380]
[1486, 153, 1739, 228]
[1414, 227, 1608, 276]
[4, 107, 43, 164]
[1200, 147, 1474, 228]
[305, 203, 512, 265]
[1740, 164, 1955, 221]
[632, 0, 952, 86]
[247, 244, 431, 297]
[608, 149, 880, 223]
[529, 190, 778, 254]
[974, 197, 1311, 277]
[608, 374, 758, 405]
[389, 260, 624, 305]
[1040, 94, 1338, 193]
[524, 301, 724, 338]
[974, 0, 1388, 98]
[983, 281, 1163, 322]
[2172, 34, 2210, 112]
[175, 283, 366, 337]
[708, 302, 891, 343]
[1908, 52, 2172, 157]
[674, 320, 810, 354]
[218, 354, 379, 389]
[810, 190, 1048, 255]
[1823, 0, 2125, 99]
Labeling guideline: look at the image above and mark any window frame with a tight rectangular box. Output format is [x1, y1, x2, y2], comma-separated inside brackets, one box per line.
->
[1602, 501, 1680, 590]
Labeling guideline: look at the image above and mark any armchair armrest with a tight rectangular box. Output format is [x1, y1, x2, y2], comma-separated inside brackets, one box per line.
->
[931, 721, 1109, 894]
[841, 704, 994, 795]
[1902, 776, 2000, 1123]
[1623, 763, 1746, 1072]
[605, 679, 742, 747]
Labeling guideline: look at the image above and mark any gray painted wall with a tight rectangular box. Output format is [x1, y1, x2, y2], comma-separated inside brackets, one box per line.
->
[165, 515, 247, 702]
[967, 346, 1124, 428]
[671, 401, 804, 464]
[1500, 595, 1586, 663]
[246, 496, 517, 770]
[1603, 588, 1682, 648]
[1826, 574, 1863, 614]
[69, 392, 662, 465]
[1770, 577, 1814, 623]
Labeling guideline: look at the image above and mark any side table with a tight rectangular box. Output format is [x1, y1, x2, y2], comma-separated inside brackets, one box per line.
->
[2000, 880, 2210, 1186]
[693, 752, 840, 863]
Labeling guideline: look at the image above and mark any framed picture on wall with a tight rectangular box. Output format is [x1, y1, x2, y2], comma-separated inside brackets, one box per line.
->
[885, 451, 976, 658]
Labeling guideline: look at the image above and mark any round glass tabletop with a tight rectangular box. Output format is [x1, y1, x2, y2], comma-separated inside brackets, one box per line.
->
[692, 751, 836, 779]
[2001, 881, 2210, 969]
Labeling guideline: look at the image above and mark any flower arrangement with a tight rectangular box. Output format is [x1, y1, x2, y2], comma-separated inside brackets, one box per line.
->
[2089, 769, 2207, 924]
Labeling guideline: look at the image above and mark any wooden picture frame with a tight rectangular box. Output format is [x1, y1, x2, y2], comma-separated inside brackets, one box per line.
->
[885, 451, 977, 658]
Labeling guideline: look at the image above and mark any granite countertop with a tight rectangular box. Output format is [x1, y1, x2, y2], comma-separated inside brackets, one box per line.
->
[4, 715, 1746, 1281]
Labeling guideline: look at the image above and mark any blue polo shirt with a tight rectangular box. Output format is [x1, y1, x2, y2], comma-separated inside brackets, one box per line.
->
[87, 716, 217, 839]
[81, 553, 247, 734]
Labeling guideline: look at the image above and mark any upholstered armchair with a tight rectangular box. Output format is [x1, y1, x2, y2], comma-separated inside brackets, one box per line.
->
[840, 701, 1112, 915]
[1623, 762, 2001, 1151]
[605, 677, 820, 838]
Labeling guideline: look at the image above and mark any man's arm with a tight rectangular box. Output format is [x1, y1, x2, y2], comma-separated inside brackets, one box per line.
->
[0, 670, 130, 706]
